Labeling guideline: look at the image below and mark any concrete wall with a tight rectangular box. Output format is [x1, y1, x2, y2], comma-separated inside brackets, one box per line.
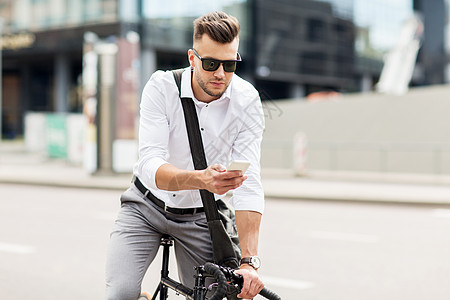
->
[261, 85, 450, 175]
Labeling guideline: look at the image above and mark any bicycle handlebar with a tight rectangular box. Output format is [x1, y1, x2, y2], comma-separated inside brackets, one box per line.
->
[203, 262, 281, 300]
[259, 286, 282, 300]
[203, 263, 228, 300]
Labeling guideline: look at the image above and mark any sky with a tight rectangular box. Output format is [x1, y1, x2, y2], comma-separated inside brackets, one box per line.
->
[354, 0, 414, 51]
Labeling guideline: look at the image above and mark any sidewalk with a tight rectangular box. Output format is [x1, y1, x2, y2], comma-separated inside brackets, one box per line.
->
[1, 141, 450, 205]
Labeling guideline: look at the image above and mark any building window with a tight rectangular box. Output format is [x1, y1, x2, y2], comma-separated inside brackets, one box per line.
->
[307, 19, 325, 42]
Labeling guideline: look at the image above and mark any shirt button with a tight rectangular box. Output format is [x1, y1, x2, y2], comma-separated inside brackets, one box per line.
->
[201, 128, 204, 131]
[173, 194, 176, 197]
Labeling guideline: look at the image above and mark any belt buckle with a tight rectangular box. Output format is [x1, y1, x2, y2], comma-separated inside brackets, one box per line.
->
[164, 205, 168, 212]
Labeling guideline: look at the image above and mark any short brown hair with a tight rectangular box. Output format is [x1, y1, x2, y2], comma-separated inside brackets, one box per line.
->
[193, 11, 240, 44]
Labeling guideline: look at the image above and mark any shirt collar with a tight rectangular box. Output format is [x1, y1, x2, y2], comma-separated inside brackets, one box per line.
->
[180, 67, 232, 104]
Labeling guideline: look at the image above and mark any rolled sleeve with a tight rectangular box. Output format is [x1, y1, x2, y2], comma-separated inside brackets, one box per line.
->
[138, 157, 167, 190]
[229, 95, 265, 214]
[133, 71, 170, 190]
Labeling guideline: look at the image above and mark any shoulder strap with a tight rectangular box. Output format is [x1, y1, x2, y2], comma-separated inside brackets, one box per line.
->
[171, 69, 220, 220]
[172, 68, 184, 95]
[172, 69, 240, 268]
[172, 69, 239, 268]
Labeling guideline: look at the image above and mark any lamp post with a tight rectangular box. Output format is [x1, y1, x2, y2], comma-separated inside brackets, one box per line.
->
[94, 41, 118, 174]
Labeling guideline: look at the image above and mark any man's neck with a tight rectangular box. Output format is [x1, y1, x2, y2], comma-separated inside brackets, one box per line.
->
[191, 71, 218, 103]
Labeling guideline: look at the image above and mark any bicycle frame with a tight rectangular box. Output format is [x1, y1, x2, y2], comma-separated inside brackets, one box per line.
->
[151, 235, 195, 300]
[150, 235, 229, 300]
[147, 235, 281, 300]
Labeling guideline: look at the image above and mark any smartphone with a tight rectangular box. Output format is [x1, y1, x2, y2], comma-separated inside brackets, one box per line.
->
[227, 160, 250, 173]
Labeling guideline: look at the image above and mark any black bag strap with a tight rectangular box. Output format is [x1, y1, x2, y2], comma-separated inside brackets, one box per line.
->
[172, 68, 221, 220]
[172, 69, 238, 268]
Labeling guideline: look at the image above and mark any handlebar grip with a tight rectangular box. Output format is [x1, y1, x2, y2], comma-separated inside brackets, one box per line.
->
[203, 262, 227, 300]
[204, 263, 282, 300]
[228, 269, 281, 299]
[259, 286, 282, 300]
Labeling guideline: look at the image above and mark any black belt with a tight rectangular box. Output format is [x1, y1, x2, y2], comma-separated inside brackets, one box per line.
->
[134, 177, 205, 215]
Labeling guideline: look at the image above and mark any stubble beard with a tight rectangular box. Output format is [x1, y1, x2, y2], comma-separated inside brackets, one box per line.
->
[197, 74, 229, 98]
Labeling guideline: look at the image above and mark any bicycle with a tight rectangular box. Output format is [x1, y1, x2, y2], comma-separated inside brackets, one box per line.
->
[138, 234, 281, 300]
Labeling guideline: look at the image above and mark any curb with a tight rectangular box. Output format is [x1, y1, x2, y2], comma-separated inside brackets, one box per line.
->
[2, 176, 450, 206]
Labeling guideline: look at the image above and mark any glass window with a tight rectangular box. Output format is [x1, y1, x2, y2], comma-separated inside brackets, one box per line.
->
[143, 0, 246, 19]
[119, 0, 139, 21]
[317, 0, 353, 20]
[141, 0, 249, 51]
[354, 0, 413, 53]
[445, 0, 450, 53]
[307, 19, 325, 42]
[9, 0, 119, 31]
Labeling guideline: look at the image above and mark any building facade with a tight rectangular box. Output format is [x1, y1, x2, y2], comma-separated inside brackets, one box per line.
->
[0, 0, 131, 139]
[413, 0, 448, 85]
[0, 0, 448, 139]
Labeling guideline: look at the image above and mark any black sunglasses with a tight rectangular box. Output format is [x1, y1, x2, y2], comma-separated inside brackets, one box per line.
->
[192, 49, 242, 73]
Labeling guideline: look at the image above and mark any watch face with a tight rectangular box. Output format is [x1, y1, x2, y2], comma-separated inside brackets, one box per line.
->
[251, 256, 261, 269]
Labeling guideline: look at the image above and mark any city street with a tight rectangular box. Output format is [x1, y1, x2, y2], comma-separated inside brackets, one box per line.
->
[1, 183, 450, 300]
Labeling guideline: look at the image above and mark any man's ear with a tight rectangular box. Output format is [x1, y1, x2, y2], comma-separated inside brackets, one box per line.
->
[188, 49, 195, 69]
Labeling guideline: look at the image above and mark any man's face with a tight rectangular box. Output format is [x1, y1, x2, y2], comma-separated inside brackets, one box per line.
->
[189, 34, 240, 102]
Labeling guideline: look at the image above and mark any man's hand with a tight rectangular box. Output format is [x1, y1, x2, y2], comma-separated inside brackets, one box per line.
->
[201, 164, 247, 195]
[155, 163, 246, 192]
[235, 265, 264, 299]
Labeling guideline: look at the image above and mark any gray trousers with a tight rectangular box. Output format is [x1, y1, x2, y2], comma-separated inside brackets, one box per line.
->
[105, 185, 239, 300]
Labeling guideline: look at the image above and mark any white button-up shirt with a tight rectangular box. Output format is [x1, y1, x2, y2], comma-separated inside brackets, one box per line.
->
[133, 67, 265, 213]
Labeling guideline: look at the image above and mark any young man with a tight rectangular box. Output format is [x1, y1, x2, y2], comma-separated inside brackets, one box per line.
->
[106, 11, 265, 300]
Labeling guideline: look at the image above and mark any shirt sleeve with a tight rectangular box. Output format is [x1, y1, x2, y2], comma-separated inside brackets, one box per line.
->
[133, 71, 170, 190]
[229, 94, 266, 214]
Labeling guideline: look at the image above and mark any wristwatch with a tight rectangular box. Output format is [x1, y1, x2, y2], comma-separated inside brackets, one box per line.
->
[240, 256, 261, 270]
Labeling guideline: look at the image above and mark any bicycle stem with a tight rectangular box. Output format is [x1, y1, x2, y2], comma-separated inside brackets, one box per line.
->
[193, 266, 208, 300]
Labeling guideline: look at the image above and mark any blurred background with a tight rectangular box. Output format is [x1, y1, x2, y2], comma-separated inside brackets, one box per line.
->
[1, 2, 450, 300]
[0, 0, 449, 178]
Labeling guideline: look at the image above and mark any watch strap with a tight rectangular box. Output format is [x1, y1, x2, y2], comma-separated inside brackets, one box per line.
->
[240, 257, 252, 264]
[240, 256, 261, 269]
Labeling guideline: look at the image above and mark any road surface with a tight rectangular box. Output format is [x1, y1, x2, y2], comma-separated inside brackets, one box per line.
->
[1, 183, 449, 299]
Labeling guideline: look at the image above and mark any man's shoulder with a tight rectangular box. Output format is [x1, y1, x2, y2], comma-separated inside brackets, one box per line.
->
[147, 69, 178, 85]
[231, 74, 260, 99]
[141, 69, 188, 106]
[231, 74, 259, 105]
